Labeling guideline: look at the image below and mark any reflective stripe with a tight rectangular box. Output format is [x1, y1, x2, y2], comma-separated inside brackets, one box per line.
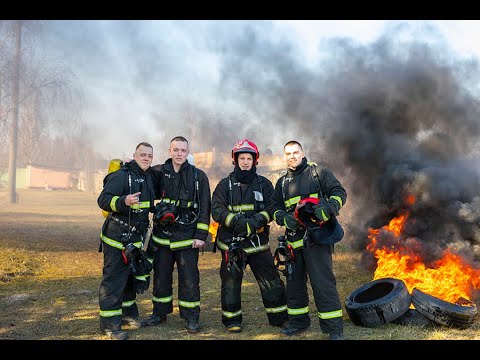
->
[258, 211, 270, 222]
[162, 198, 193, 207]
[110, 196, 120, 212]
[266, 305, 287, 313]
[318, 309, 343, 319]
[101, 234, 142, 250]
[135, 275, 147, 281]
[273, 210, 282, 222]
[122, 300, 135, 308]
[222, 309, 242, 318]
[178, 300, 200, 308]
[329, 196, 343, 208]
[197, 223, 209, 231]
[227, 204, 254, 212]
[284, 196, 300, 208]
[99, 309, 122, 317]
[170, 239, 194, 249]
[225, 213, 235, 227]
[152, 295, 173, 303]
[152, 235, 170, 246]
[287, 306, 309, 315]
[287, 239, 304, 249]
[131, 201, 150, 209]
[284, 194, 318, 208]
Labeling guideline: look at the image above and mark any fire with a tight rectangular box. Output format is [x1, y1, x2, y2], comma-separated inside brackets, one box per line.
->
[368, 210, 480, 304]
[208, 221, 219, 242]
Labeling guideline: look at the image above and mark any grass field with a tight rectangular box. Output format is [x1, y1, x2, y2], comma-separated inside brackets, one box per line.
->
[0, 188, 479, 341]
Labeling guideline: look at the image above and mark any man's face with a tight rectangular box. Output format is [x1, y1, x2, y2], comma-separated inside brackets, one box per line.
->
[237, 153, 254, 171]
[134, 145, 153, 171]
[169, 140, 189, 167]
[284, 143, 304, 170]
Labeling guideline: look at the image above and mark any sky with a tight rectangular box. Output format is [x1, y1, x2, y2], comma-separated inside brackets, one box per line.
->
[37, 20, 480, 161]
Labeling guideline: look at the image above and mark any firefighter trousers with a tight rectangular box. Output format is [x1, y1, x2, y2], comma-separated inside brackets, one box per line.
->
[220, 249, 288, 327]
[99, 243, 139, 331]
[285, 243, 343, 335]
[151, 246, 200, 322]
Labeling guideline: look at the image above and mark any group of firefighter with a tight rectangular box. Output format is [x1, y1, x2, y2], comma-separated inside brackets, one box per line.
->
[97, 136, 347, 340]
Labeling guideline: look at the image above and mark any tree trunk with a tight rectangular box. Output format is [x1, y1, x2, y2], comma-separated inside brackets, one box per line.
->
[7, 20, 21, 203]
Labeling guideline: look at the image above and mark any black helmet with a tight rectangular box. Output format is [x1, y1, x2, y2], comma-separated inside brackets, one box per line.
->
[226, 242, 247, 276]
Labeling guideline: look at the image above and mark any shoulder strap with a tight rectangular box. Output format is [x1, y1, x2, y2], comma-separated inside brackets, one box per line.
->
[311, 164, 324, 198]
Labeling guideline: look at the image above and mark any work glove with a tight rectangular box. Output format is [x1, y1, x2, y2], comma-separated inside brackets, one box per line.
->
[284, 212, 301, 230]
[133, 275, 149, 294]
[313, 198, 341, 222]
[230, 213, 246, 228]
[233, 217, 249, 237]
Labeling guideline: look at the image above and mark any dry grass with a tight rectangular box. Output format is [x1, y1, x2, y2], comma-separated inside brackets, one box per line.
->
[0, 188, 479, 341]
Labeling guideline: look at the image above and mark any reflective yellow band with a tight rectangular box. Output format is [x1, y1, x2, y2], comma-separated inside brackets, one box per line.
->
[152, 235, 170, 246]
[122, 300, 135, 308]
[170, 239, 194, 249]
[287, 239, 304, 249]
[285, 196, 300, 208]
[225, 213, 235, 227]
[100, 234, 142, 250]
[318, 309, 343, 319]
[197, 223, 209, 231]
[110, 196, 120, 212]
[258, 211, 270, 222]
[178, 300, 200, 308]
[131, 201, 150, 209]
[152, 295, 172, 303]
[266, 305, 287, 313]
[162, 198, 193, 207]
[227, 204, 255, 212]
[329, 196, 343, 208]
[222, 309, 242, 318]
[99, 309, 122, 317]
[287, 306, 309, 315]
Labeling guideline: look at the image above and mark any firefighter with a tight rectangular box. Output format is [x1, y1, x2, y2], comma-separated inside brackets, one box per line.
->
[142, 136, 211, 334]
[269, 140, 347, 340]
[97, 142, 155, 340]
[211, 139, 288, 333]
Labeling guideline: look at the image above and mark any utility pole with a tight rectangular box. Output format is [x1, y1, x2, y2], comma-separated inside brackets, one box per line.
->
[7, 20, 22, 203]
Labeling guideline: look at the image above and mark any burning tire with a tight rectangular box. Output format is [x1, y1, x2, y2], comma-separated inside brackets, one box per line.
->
[411, 288, 477, 329]
[345, 277, 411, 328]
[392, 308, 435, 327]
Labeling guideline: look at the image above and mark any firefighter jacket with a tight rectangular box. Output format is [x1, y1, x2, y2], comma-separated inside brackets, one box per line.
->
[98, 160, 155, 248]
[269, 157, 347, 250]
[212, 171, 273, 254]
[150, 159, 211, 251]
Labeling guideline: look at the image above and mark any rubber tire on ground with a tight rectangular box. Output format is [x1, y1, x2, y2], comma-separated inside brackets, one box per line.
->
[392, 308, 435, 327]
[345, 277, 411, 328]
[411, 288, 477, 329]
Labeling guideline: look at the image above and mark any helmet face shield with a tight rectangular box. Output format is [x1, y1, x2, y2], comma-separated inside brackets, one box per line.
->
[231, 139, 259, 165]
[226, 242, 247, 277]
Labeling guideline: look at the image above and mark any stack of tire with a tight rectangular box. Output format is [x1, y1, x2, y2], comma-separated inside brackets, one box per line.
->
[345, 277, 477, 329]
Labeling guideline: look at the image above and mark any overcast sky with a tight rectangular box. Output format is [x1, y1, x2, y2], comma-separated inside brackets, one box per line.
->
[38, 20, 480, 162]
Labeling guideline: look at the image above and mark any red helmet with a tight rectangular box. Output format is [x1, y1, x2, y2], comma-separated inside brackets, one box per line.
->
[231, 139, 259, 166]
[294, 197, 324, 228]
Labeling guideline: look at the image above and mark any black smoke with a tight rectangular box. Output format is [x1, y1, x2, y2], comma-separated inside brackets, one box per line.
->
[214, 23, 480, 269]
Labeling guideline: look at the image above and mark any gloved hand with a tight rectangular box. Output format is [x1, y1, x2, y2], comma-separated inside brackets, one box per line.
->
[284, 213, 301, 230]
[133, 276, 149, 294]
[230, 213, 246, 228]
[233, 217, 249, 237]
[313, 198, 340, 222]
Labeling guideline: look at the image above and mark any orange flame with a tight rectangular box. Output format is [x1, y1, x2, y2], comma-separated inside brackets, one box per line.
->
[368, 210, 480, 304]
[209, 221, 219, 242]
